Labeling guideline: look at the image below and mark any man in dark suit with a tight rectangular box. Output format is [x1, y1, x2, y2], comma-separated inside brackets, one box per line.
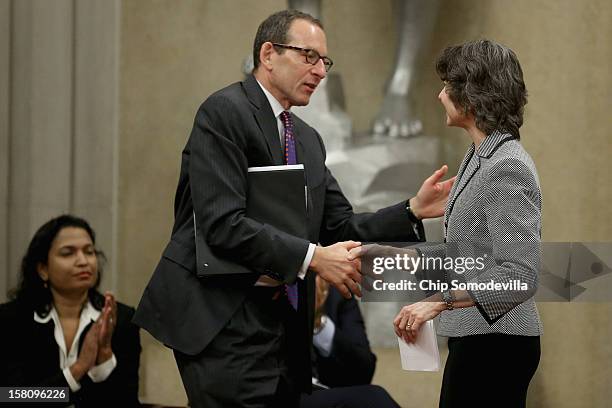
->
[133, 9, 453, 408]
[300, 277, 401, 408]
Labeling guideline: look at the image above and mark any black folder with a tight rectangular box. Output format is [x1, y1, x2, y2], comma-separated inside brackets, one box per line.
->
[195, 165, 308, 277]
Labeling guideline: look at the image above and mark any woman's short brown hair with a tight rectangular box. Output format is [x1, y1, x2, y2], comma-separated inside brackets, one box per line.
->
[436, 39, 527, 139]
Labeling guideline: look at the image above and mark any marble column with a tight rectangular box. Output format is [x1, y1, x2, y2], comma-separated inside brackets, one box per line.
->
[2, 0, 120, 301]
[0, 0, 10, 301]
[8, 0, 74, 298]
[72, 0, 120, 292]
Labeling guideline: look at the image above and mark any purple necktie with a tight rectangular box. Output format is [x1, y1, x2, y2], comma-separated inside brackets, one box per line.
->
[281, 111, 298, 310]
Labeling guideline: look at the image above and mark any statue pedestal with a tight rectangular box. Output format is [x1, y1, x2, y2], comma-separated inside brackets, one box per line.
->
[327, 134, 440, 208]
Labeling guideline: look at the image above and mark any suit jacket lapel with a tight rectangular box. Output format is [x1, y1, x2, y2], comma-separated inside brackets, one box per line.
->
[292, 120, 319, 198]
[445, 144, 479, 227]
[243, 75, 283, 164]
[294, 125, 308, 177]
[32, 318, 62, 368]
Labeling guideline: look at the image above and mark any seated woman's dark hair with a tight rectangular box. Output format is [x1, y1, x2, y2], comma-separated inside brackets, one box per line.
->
[435, 39, 527, 139]
[9, 214, 106, 316]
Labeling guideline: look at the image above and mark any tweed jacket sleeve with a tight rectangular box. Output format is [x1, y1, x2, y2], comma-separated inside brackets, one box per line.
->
[469, 155, 541, 323]
[421, 132, 543, 331]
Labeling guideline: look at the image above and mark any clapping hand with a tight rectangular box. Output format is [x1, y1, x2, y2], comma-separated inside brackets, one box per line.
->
[70, 320, 100, 381]
[96, 291, 117, 364]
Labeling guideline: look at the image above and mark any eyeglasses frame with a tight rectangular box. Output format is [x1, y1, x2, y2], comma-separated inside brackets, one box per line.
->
[271, 43, 333, 72]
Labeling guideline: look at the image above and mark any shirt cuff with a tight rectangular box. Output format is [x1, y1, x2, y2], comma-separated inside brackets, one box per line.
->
[413, 224, 422, 241]
[298, 243, 316, 280]
[313, 316, 335, 357]
[63, 367, 81, 392]
[87, 353, 117, 383]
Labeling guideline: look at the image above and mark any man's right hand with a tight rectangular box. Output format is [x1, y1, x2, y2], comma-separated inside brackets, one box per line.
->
[309, 241, 362, 299]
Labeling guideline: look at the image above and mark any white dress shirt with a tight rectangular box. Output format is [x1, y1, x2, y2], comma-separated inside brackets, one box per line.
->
[254, 79, 316, 285]
[313, 316, 336, 357]
[34, 301, 117, 392]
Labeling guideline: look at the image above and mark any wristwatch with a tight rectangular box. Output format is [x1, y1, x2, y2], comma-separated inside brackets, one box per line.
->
[314, 315, 328, 335]
[441, 290, 454, 310]
[405, 199, 420, 223]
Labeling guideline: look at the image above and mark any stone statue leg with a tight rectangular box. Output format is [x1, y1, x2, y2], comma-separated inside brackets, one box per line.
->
[373, 0, 440, 138]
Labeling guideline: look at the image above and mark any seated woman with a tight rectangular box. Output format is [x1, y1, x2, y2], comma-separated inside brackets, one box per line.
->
[0, 215, 141, 407]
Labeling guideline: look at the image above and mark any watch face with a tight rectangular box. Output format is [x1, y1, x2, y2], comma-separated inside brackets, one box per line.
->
[442, 291, 454, 310]
[406, 205, 419, 222]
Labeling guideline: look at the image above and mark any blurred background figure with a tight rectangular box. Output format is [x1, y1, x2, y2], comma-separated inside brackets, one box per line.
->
[300, 275, 401, 408]
[372, 0, 440, 138]
[0, 215, 141, 407]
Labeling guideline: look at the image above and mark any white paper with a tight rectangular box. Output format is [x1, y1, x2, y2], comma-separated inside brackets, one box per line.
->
[397, 320, 440, 371]
[311, 377, 330, 390]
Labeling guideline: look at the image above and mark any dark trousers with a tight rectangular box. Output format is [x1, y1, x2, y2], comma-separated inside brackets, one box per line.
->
[439, 333, 540, 408]
[300, 384, 401, 408]
[174, 287, 301, 408]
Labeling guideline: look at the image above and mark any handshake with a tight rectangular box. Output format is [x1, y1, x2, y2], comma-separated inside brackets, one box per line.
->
[310, 241, 407, 299]
[308, 164, 455, 299]
[309, 241, 363, 299]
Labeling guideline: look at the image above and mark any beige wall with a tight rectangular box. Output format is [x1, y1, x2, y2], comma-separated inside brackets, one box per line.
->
[2, 0, 120, 302]
[118, 0, 612, 406]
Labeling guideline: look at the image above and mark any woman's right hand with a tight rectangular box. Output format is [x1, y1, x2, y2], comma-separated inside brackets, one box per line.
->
[410, 165, 456, 219]
[69, 322, 100, 381]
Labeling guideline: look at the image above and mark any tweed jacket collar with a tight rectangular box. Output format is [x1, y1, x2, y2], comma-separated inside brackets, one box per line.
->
[476, 130, 516, 158]
[444, 130, 516, 231]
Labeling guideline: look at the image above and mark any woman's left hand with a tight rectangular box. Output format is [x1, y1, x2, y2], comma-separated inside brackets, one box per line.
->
[97, 291, 117, 364]
[394, 297, 445, 343]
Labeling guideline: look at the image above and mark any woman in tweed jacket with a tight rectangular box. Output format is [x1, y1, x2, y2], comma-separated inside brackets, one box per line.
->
[391, 40, 541, 407]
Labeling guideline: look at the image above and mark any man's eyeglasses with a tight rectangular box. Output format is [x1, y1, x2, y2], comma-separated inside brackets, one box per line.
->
[271, 43, 333, 72]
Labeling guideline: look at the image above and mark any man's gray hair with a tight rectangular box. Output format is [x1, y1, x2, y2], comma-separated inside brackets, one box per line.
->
[252, 9, 323, 72]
